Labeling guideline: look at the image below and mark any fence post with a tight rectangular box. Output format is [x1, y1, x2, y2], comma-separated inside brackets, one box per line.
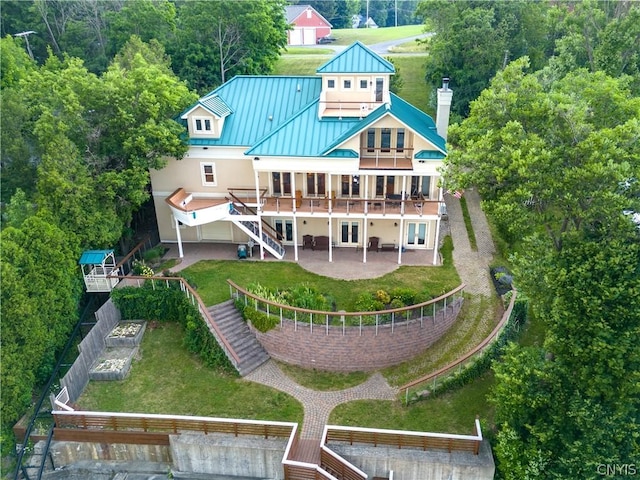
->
[376, 314, 379, 335]
[295, 311, 297, 331]
[326, 314, 329, 335]
[280, 307, 283, 328]
[359, 315, 362, 336]
[310, 313, 313, 334]
[391, 312, 394, 333]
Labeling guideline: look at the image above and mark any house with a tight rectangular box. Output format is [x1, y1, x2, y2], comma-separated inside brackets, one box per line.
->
[285, 5, 332, 45]
[150, 42, 453, 265]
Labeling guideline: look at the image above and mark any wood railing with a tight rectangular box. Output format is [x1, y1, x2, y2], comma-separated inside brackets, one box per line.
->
[399, 290, 517, 404]
[229, 279, 465, 333]
[322, 421, 483, 456]
[53, 410, 295, 445]
[320, 447, 367, 480]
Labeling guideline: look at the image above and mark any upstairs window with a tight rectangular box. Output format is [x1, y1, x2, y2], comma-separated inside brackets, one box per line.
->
[327, 79, 336, 89]
[343, 79, 352, 90]
[200, 163, 216, 186]
[359, 79, 368, 90]
[194, 117, 213, 133]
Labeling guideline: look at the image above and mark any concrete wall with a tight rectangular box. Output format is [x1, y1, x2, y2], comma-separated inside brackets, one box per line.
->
[170, 434, 287, 479]
[49, 441, 171, 467]
[49, 434, 288, 479]
[329, 440, 495, 480]
[251, 298, 462, 371]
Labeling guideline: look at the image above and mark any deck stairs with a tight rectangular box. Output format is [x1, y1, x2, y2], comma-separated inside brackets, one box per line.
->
[208, 300, 270, 376]
[229, 204, 286, 259]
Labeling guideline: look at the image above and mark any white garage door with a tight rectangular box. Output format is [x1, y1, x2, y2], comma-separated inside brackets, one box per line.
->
[303, 28, 316, 45]
[290, 29, 303, 46]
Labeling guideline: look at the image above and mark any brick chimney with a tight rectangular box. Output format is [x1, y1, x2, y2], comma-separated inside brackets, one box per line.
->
[436, 77, 453, 140]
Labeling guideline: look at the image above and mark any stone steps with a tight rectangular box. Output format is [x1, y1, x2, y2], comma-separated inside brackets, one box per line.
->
[208, 300, 269, 376]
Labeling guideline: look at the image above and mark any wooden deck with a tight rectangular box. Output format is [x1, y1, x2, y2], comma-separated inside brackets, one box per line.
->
[262, 197, 439, 216]
[290, 437, 321, 465]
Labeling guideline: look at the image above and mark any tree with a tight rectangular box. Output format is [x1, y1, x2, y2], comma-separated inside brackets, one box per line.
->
[446, 58, 640, 248]
[417, 0, 550, 116]
[447, 57, 640, 479]
[492, 221, 640, 478]
[170, 0, 288, 92]
[1, 216, 82, 434]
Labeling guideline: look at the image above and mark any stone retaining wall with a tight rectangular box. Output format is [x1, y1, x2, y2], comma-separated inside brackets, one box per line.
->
[250, 298, 463, 372]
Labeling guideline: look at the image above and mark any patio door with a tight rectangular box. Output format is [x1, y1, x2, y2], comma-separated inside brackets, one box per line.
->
[340, 221, 360, 246]
[406, 222, 428, 248]
[274, 219, 293, 242]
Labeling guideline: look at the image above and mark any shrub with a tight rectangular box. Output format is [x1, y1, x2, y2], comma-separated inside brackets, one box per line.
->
[389, 287, 417, 305]
[238, 304, 279, 332]
[375, 289, 391, 304]
[132, 260, 154, 277]
[390, 298, 405, 309]
[142, 245, 166, 264]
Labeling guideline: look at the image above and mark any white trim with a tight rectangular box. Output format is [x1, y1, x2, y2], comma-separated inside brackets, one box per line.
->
[200, 162, 217, 186]
[193, 116, 214, 134]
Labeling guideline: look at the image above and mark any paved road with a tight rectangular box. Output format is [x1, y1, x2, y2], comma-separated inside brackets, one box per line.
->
[368, 33, 432, 54]
[290, 33, 432, 55]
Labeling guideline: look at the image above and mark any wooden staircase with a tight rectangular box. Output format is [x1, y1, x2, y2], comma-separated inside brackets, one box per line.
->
[208, 300, 270, 376]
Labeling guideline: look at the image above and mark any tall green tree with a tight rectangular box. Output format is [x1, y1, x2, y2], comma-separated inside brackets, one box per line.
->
[170, 0, 288, 92]
[417, 0, 550, 116]
[446, 58, 640, 479]
[1, 216, 82, 431]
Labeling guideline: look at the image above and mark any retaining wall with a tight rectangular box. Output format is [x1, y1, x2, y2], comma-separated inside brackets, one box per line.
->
[250, 298, 463, 372]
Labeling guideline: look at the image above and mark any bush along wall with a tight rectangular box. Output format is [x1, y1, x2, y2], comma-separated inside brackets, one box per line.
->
[111, 284, 236, 374]
[407, 291, 528, 404]
[235, 299, 279, 333]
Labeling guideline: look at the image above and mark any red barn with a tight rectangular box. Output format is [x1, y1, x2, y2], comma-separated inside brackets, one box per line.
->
[285, 5, 333, 45]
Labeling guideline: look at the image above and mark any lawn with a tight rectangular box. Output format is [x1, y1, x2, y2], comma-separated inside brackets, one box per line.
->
[273, 54, 431, 114]
[329, 25, 426, 45]
[330, 372, 495, 435]
[180, 237, 460, 309]
[79, 323, 303, 423]
[277, 361, 371, 391]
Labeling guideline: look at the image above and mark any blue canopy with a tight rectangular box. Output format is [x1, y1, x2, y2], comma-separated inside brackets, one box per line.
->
[79, 250, 114, 265]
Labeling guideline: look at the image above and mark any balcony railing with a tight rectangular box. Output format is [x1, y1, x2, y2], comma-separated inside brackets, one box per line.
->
[263, 195, 440, 217]
[359, 147, 414, 169]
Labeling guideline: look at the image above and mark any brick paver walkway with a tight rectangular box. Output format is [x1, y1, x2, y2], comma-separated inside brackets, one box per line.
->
[445, 189, 495, 296]
[246, 360, 396, 440]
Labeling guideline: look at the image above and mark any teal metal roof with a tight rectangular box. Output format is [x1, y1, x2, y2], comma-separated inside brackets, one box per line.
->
[316, 41, 395, 74]
[180, 76, 321, 147]
[325, 149, 358, 158]
[246, 100, 363, 157]
[200, 94, 232, 117]
[246, 93, 446, 158]
[415, 150, 446, 160]
[319, 94, 446, 156]
[79, 250, 113, 265]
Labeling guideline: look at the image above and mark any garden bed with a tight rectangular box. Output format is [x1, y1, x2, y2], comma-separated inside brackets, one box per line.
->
[89, 347, 137, 381]
[105, 321, 146, 348]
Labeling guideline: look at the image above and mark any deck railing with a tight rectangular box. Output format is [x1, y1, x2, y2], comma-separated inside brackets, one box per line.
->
[322, 421, 483, 456]
[264, 196, 439, 217]
[229, 279, 465, 334]
[399, 290, 518, 404]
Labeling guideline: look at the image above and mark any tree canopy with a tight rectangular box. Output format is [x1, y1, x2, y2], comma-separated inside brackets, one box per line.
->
[446, 55, 640, 479]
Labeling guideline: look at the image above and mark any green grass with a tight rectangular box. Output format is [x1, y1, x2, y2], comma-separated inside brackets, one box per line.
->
[330, 372, 495, 434]
[329, 25, 426, 45]
[277, 361, 370, 391]
[382, 293, 501, 387]
[79, 323, 303, 423]
[273, 53, 431, 114]
[460, 197, 478, 252]
[181, 238, 459, 310]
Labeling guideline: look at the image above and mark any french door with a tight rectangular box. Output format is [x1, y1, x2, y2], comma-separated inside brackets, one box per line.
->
[274, 219, 293, 242]
[340, 221, 360, 246]
[406, 222, 428, 247]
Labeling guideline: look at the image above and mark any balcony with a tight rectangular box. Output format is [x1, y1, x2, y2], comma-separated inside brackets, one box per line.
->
[359, 147, 414, 170]
[262, 195, 439, 217]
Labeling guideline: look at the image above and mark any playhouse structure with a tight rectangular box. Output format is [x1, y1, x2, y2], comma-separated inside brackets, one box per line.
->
[79, 250, 121, 292]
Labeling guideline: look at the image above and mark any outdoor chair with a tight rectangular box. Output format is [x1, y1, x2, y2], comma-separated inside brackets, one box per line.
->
[302, 235, 314, 250]
[368, 236, 380, 252]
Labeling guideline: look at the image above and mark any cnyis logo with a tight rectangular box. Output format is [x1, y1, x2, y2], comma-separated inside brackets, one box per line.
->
[597, 464, 637, 476]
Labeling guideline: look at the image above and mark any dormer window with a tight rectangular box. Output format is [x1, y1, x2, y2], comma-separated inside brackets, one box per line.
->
[194, 117, 213, 133]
